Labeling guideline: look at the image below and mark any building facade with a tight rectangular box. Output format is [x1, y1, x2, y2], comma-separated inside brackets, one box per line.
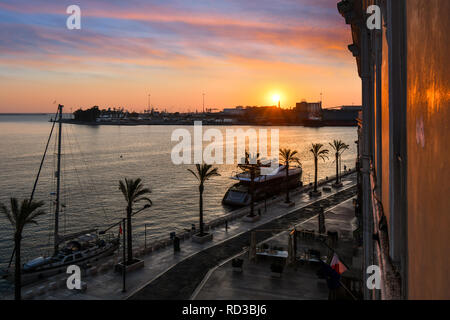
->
[338, 0, 449, 299]
[295, 101, 322, 120]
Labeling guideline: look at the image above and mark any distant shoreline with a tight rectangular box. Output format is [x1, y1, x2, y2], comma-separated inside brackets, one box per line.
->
[0, 113, 50, 115]
[58, 119, 358, 127]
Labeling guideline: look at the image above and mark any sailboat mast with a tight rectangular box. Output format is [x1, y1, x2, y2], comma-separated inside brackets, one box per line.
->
[54, 104, 63, 255]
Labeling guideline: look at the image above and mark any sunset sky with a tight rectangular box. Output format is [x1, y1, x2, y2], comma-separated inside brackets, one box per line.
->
[0, 0, 361, 113]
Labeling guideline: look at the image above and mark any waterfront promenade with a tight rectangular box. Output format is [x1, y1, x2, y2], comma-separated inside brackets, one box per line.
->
[1, 173, 356, 300]
[192, 197, 361, 300]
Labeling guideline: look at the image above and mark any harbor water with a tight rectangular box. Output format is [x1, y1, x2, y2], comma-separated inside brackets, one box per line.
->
[0, 114, 357, 269]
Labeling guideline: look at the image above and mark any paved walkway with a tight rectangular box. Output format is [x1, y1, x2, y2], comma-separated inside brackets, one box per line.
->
[129, 180, 356, 300]
[192, 197, 360, 300]
[2, 173, 356, 300]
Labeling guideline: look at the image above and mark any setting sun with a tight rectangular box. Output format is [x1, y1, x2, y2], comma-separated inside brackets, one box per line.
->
[272, 94, 281, 103]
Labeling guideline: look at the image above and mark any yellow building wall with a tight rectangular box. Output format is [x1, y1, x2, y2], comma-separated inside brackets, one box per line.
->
[406, 0, 450, 299]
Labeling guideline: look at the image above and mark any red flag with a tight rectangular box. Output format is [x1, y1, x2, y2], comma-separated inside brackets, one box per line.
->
[330, 253, 347, 275]
[119, 225, 123, 235]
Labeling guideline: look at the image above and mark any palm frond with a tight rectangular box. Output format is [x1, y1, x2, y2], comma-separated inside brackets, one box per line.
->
[205, 167, 220, 179]
[26, 209, 46, 222]
[187, 168, 200, 181]
[134, 188, 152, 199]
[134, 197, 153, 206]
[2, 198, 46, 234]
[119, 178, 152, 207]
[119, 180, 128, 201]
[132, 178, 143, 195]
[11, 197, 19, 227]
[280, 148, 301, 167]
[0, 202, 14, 227]
[188, 163, 220, 184]
[329, 140, 349, 155]
[310, 143, 329, 162]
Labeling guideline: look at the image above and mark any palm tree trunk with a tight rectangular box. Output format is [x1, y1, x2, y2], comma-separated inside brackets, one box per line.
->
[285, 163, 290, 203]
[14, 233, 21, 300]
[199, 184, 204, 236]
[126, 206, 133, 263]
[335, 152, 339, 184]
[314, 157, 318, 192]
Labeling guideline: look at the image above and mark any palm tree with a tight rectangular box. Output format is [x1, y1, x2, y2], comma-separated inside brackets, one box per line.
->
[238, 152, 261, 217]
[309, 143, 329, 193]
[1, 198, 46, 300]
[279, 148, 302, 203]
[188, 164, 220, 236]
[119, 178, 152, 263]
[329, 140, 349, 186]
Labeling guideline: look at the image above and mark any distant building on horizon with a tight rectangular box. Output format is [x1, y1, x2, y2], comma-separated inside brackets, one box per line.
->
[223, 106, 245, 116]
[294, 101, 322, 120]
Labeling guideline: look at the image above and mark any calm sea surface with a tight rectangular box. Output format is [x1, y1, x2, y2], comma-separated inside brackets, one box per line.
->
[0, 114, 357, 269]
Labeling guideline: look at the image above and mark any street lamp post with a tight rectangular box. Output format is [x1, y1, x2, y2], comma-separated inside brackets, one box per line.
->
[122, 218, 126, 293]
[144, 223, 150, 249]
[99, 203, 151, 293]
[126, 204, 151, 265]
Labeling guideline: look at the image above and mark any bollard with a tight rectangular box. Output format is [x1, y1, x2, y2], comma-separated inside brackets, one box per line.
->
[105, 260, 113, 268]
[173, 236, 181, 252]
[77, 281, 88, 293]
[48, 281, 58, 291]
[144, 246, 153, 254]
[36, 285, 47, 296]
[58, 277, 67, 288]
[23, 289, 35, 300]
[97, 264, 105, 273]
[89, 266, 98, 276]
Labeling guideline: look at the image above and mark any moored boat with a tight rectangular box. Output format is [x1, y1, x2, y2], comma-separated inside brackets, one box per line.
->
[2, 105, 119, 284]
[223, 163, 302, 207]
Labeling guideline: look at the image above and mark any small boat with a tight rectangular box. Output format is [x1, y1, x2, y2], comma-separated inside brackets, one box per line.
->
[21, 233, 118, 275]
[223, 163, 302, 207]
